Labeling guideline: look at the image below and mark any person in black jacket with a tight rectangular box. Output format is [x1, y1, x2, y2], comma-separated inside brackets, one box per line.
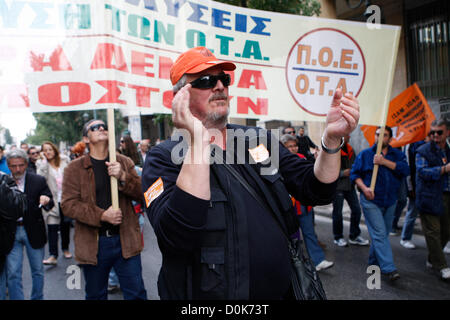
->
[296, 126, 319, 162]
[2, 149, 53, 300]
[26, 146, 40, 174]
[0, 172, 27, 300]
[141, 47, 361, 300]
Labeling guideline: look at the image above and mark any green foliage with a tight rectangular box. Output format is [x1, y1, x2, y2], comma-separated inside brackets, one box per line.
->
[216, 0, 321, 16]
[4, 128, 13, 145]
[152, 113, 173, 127]
[26, 110, 126, 146]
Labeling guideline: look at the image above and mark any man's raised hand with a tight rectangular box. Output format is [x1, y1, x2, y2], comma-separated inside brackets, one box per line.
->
[324, 88, 360, 144]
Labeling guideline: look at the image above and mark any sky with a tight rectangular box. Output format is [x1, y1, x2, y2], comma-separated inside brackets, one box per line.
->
[0, 110, 37, 144]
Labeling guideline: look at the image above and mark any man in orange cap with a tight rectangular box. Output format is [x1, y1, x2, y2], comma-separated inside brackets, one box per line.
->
[142, 47, 360, 300]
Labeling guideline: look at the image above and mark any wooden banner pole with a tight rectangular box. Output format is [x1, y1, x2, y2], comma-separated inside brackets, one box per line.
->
[369, 126, 385, 190]
[107, 108, 119, 209]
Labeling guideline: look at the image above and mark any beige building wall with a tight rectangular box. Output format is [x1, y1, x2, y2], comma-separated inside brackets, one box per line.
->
[334, 0, 408, 100]
[381, 0, 408, 99]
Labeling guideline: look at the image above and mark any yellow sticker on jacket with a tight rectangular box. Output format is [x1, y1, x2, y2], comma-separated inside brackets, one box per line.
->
[144, 177, 164, 208]
[248, 144, 269, 163]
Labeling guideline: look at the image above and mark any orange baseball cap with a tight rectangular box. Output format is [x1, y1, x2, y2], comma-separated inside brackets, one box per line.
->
[170, 47, 236, 85]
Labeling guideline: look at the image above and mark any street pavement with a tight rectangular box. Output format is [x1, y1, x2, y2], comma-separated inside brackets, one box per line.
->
[13, 205, 450, 300]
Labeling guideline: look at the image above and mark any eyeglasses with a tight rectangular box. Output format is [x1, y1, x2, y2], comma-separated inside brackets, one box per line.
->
[429, 130, 444, 136]
[189, 73, 231, 89]
[285, 130, 295, 134]
[30, 152, 39, 155]
[120, 140, 125, 143]
[88, 123, 108, 132]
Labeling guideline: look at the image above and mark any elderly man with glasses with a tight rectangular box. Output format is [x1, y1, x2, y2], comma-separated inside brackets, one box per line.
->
[415, 118, 450, 281]
[142, 46, 361, 300]
[61, 119, 147, 300]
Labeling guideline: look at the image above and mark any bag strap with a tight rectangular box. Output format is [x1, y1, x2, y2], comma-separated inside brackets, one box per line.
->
[211, 146, 294, 241]
[221, 161, 291, 240]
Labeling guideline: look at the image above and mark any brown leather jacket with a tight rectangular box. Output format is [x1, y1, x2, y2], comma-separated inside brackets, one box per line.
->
[61, 154, 142, 265]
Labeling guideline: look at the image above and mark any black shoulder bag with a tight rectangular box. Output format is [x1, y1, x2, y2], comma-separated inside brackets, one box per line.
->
[221, 162, 327, 300]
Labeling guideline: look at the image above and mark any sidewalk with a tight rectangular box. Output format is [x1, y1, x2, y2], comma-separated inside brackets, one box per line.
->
[314, 199, 424, 237]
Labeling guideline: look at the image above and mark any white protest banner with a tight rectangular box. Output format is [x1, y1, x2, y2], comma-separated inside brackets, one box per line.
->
[0, 0, 400, 125]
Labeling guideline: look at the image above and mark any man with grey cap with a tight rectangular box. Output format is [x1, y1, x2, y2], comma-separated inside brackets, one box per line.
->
[142, 46, 360, 299]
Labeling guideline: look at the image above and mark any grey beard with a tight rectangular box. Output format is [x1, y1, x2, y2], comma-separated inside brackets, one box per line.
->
[12, 173, 24, 181]
[203, 109, 229, 129]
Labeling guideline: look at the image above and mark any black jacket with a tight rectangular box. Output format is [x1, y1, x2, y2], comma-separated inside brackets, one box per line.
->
[296, 135, 317, 161]
[336, 143, 355, 192]
[0, 173, 27, 272]
[142, 124, 337, 300]
[22, 172, 54, 249]
[27, 159, 37, 174]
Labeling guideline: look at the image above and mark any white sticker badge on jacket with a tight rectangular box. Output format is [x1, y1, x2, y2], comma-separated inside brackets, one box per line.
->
[248, 144, 269, 163]
[144, 177, 164, 208]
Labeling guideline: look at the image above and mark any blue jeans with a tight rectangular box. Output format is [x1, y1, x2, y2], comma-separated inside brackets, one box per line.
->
[360, 195, 397, 274]
[6, 226, 45, 300]
[82, 235, 147, 300]
[298, 206, 325, 266]
[332, 188, 362, 240]
[401, 198, 418, 241]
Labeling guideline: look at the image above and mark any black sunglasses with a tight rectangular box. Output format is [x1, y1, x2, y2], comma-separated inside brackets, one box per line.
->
[89, 123, 108, 132]
[429, 130, 444, 136]
[189, 73, 231, 89]
[285, 130, 295, 134]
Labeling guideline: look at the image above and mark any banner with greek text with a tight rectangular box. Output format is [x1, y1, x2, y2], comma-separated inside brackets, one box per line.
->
[0, 0, 400, 125]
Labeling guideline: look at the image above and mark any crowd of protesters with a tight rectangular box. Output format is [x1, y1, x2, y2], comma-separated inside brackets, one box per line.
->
[0, 136, 154, 300]
[1, 121, 450, 300]
[0, 46, 449, 301]
[281, 122, 450, 282]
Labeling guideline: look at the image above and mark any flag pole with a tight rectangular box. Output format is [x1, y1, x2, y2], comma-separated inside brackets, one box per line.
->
[369, 27, 401, 191]
[107, 107, 119, 209]
[369, 126, 385, 190]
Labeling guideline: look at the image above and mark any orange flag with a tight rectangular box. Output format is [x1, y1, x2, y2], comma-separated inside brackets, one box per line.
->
[361, 83, 435, 147]
[360, 125, 378, 147]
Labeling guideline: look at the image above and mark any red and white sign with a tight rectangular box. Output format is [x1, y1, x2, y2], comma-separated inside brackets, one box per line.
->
[285, 28, 366, 116]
